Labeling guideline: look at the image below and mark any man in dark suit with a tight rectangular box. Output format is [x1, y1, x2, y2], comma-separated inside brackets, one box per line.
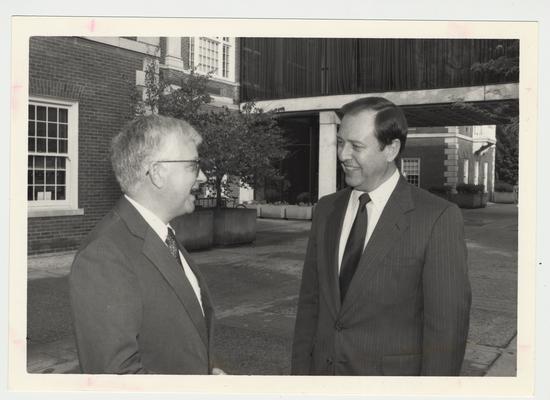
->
[291, 97, 471, 376]
[70, 115, 222, 374]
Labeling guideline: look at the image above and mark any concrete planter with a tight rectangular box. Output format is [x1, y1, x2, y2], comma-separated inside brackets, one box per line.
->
[243, 203, 261, 217]
[213, 208, 257, 246]
[493, 191, 517, 204]
[284, 205, 313, 220]
[450, 192, 488, 209]
[171, 209, 214, 251]
[259, 204, 286, 219]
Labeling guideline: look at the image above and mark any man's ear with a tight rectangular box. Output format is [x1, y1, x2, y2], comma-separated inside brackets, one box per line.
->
[385, 139, 401, 162]
[147, 162, 166, 189]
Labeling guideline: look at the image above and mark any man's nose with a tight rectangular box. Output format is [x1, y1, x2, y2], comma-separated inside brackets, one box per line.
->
[338, 141, 351, 161]
[195, 169, 207, 184]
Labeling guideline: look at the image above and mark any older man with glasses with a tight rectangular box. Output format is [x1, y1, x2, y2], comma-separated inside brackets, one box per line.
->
[69, 114, 224, 374]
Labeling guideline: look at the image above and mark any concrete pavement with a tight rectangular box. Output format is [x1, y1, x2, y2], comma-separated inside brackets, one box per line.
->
[26, 203, 518, 375]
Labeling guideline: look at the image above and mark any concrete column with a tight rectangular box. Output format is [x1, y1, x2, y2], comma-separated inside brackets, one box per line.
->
[164, 37, 184, 70]
[318, 111, 340, 199]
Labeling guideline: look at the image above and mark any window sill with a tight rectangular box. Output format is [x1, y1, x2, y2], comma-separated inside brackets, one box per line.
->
[28, 208, 84, 218]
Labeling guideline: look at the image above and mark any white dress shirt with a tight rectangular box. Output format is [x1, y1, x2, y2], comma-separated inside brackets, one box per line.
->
[125, 195, 204, 315]
[337, 168, 400, 273]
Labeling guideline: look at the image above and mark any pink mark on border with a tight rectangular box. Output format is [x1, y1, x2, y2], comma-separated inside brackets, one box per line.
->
[11, 84, 23, 113]
[447, 22, 472, 38]
[88, 19, 96, 32]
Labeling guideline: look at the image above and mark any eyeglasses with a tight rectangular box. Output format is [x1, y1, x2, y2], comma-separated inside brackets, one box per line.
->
[146, 159, 202, 176]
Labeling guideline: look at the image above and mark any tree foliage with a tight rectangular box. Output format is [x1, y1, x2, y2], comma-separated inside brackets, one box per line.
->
[131, 60, 289, 207]
[454, 41, 519, 186]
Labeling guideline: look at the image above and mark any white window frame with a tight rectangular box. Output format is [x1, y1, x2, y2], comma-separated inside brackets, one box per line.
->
[28, 96, 82, 218]
[474, 160, 479, 185]
[188, 37, 236, 82]
[401, 158, 421, 187]
[463, 159, 469, 183]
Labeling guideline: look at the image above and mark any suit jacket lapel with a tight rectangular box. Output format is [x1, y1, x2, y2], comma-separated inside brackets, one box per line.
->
[115, 197, 209, 348]
[323, 188, 352, 314]
[341, 178, 414, 314]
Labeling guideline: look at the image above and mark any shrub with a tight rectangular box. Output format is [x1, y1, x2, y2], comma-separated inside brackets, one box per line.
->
[494, 181, 515, 192]
[296, 192, 311, 205]
[456, 183, 485, 194]
[428, 185, 452, 195]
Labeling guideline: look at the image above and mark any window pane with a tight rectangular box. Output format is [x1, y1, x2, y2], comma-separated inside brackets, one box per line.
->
[28, 186, 33, 201]
[46, 171, 55, 184]
[28, 121, 35, 137]
[46, 156, 56, 168]
[56, 170, 66, 184]
[28, 138, 35, 152]
[59, 140, 67, 153]
[37, 106, 46, 121]
[35, 156, 44, 168]
[28, 171, 33, 185]
[46, 186, 56, 200]
[56, 186, 66, 200]
[57, 158, 66, 169]
[48, 107, 58, 122]
[59, 108, 68, 123]
[37, 122, 46, 137]
[48, 123, 57, 137]
[48, 139, 57, 153]
[28, 156, 33, 168]
[34, 186, 43, 200]
[58, 124, 67, 138]
[29, 104, 35, 120]
[35, 170, 44, 184]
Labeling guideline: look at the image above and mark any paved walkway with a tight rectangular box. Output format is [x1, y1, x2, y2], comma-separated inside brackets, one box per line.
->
[26, 203, 518, 375]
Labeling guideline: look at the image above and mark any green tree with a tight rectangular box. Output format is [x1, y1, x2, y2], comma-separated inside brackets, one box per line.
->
[453, 41, 519, 185]
[132, 60, 289, 207]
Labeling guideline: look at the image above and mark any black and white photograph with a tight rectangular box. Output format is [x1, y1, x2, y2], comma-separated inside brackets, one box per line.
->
[6, 12, 542, 399]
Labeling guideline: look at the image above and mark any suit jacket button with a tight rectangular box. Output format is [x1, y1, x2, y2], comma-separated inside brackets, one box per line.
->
[335, 321, 343, 331]
[326, 357, 333, 365]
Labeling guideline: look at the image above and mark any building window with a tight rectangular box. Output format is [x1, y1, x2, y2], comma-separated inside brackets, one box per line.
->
[474, 160, 479, 185]
[401, 158, 420, 187]
[463, 159, 469, 183]
[189, 37, 235, 81]
[28, 97, 80, 216]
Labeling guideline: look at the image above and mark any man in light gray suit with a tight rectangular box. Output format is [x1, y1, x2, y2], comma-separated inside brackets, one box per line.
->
[291, 97, 471, 376]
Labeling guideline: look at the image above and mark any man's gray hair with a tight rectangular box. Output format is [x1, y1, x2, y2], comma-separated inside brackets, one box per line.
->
[111, 114, 202, 194]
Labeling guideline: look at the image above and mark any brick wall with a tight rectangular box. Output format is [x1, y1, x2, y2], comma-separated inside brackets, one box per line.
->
[401, 137, 446, 190]
[28, 37, 151, 254]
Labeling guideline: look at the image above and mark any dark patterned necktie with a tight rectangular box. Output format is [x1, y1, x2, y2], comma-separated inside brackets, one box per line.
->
[339, 193, 371, 302]
[165, 227, 183, 267]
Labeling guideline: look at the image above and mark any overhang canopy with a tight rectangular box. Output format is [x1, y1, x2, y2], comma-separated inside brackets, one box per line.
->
[248, 83, 519, 127]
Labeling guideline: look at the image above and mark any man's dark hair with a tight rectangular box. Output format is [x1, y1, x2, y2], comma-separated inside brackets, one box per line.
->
[339, 97, 408, 154]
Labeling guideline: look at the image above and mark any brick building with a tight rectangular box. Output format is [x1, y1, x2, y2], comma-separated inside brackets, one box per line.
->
[27, 36, 239, 254]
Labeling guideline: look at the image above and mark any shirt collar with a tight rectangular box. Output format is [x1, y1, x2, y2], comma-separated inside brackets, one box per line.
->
[125, 194, 172, 241]
[351, 168, 400, 209]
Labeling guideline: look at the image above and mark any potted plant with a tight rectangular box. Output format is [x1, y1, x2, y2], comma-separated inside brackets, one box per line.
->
[132, 62, 289, 246]
[451, 183, 488, 209]
[285, 192, 314, 220]
[493, 181, 517, 204]
[428, 185, 453, 201]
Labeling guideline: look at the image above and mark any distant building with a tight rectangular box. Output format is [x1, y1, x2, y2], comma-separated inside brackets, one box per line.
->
[239, 38, 517, 203]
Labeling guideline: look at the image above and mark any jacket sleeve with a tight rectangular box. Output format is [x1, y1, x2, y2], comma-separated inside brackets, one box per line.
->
[291, 205, 321, 375]
[421, 204, 472, 375]
[69, 239, 148, 374]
